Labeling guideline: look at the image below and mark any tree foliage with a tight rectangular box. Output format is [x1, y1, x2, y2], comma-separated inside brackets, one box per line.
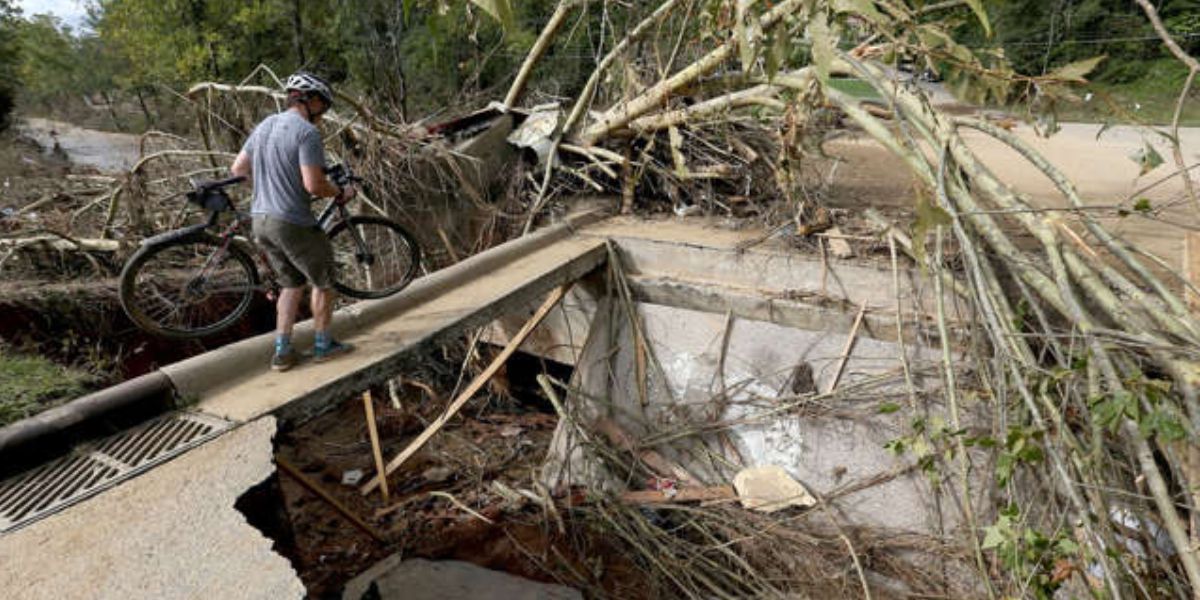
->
[0, 0, 19, 129]
[963, 0, 1200, 81]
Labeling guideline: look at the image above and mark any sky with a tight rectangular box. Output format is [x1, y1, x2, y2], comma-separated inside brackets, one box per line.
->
[15, 0, 89, 29]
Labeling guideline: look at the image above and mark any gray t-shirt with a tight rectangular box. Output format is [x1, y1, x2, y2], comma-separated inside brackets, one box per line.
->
[241, 111, 326, 226]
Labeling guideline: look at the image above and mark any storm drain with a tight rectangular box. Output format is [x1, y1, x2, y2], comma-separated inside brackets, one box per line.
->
[0, 411, 233, 534]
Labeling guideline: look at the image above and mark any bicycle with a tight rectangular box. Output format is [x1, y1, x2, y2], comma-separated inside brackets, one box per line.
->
[118, 164, 422, 338]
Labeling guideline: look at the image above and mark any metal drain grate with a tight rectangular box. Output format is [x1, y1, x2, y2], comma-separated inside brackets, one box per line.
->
[0, 411, 233, 534]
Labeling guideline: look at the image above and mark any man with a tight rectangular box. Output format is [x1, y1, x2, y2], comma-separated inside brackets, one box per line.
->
[230, 71, 356, 371]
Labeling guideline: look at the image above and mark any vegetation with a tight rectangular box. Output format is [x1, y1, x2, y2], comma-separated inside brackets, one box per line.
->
[957, 0, 1200, 123]
[0, 350, 94, 426]
[0, 0, 18, 129]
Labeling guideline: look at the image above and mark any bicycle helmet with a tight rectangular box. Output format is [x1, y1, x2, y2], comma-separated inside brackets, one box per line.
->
[285, 71, 334, 106]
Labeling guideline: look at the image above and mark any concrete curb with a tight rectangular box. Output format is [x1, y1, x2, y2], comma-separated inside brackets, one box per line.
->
[0, 207, 609, 473]
[0, 371, 175, 477]
[161, 206, 609, 403]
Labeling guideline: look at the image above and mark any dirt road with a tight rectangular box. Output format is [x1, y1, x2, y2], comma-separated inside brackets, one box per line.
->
[828, 121, 1200, 272]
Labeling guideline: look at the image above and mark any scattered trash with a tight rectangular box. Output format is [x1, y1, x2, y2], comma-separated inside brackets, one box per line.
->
[341, 469, 364, 486]
[506, 103, 561, 167]
[1109, 506, 1175, 558]
[733, 465, 816, 512]
[647, 477, 679, 499]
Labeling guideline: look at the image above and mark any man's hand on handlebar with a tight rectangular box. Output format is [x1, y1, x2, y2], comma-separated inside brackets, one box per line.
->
[335, 183, 358, 205]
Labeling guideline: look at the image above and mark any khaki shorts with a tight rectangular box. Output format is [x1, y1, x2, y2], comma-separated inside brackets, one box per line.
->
[253, 215, 335, 289]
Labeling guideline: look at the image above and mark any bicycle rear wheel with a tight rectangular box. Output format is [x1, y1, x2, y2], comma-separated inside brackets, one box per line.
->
[328, 216, 421, 299]
[119, 235, 260, 338]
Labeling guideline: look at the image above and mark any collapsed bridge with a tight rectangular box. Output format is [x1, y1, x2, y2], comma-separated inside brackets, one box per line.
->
[0, 210, 980, 599]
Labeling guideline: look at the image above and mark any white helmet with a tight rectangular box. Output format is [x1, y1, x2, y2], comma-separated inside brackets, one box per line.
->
[285, 71, 334, 106]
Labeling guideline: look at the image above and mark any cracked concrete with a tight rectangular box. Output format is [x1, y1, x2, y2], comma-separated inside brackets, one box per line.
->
[0, 418, 304, 600]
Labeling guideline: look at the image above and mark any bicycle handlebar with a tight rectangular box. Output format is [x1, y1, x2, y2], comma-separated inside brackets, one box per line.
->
[324, 164, 363, 188]
[196, 175, 246, 191]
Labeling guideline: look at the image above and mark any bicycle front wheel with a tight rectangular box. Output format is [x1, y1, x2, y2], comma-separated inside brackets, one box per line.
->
[328, 216, 421, 300]
[119, 235, 260, 338]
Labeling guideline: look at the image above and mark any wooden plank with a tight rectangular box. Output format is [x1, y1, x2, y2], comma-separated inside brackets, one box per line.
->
[621, 485, 736, 505]
[276, 457, 385, 544]
[593, 417, 702, 488]
[826, 302, 867, 394]
[361, 283, 573, 495]
[361, 391, 390, 503]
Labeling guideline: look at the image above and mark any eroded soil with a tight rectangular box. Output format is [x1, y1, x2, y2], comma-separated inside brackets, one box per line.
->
[268, 361, 651, 598]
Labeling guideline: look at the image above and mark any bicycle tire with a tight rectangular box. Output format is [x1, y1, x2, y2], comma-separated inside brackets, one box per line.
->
[119, 234, 260, 338]
[327, 216, 421, 300]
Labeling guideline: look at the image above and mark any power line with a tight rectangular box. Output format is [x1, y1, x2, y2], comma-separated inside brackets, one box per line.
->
[999, 31, 1200, 47]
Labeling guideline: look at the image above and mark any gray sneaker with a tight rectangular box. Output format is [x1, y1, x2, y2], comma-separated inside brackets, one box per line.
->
[313, 340, 355, 363]
[271, 348, 299, 372]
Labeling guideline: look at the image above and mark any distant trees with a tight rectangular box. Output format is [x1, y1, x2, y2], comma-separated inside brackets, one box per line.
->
[92, 0, 578, 115]
[964, 0, 1200, 81]
[0, 0, 19, 129]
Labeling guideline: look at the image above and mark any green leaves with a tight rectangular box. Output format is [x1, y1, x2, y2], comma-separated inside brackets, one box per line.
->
[1130, 142, 1165, 176]
[1140, 409, 1188, 441]
[877, 402, 902, 414]
[1092, 390, 1139, 431]
[735, 0, 758, 73]
[961, 0, 991, 37]
[830, 0, 883, 26]
[468, 0, 514, 31]
[996, 426, 1044, 487]
[1047, 55, 1106, 83]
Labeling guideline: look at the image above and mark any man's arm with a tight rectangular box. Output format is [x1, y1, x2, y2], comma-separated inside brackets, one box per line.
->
[230, 150, 252, 180]
[300, 164, 344, 198]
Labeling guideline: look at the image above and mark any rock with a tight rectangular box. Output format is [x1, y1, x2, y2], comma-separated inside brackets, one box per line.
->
[342, 557, 583, 600]
[789, 362, 816, 394]
[421, 466, 453, 483]
[733, 465, 816, 512]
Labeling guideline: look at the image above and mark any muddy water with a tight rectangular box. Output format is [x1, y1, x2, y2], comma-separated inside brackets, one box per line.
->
[16, 118, 141, 173]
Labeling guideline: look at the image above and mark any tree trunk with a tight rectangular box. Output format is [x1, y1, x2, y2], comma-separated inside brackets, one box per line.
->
[135, 88, 155, 128]
[291, 0, 305, 66]
[101, 91, 124, 132]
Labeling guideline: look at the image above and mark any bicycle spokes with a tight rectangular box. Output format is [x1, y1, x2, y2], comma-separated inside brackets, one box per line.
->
[125, 241, 257, 334]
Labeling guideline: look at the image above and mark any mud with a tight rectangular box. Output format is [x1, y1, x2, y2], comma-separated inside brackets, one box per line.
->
[257, 351, 650, 598]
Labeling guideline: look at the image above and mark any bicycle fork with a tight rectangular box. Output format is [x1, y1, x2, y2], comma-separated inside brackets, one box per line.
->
[335, 203, 375, 267]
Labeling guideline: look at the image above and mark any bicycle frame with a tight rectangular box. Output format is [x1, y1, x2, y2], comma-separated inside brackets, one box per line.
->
[197, 198, 370, 299]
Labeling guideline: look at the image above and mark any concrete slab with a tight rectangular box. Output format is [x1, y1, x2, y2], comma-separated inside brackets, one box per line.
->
[491, 216, 966, 370]
[189, 236, 606, 424]
[342, 557, 582, 600]
[542, 296, 985, 535]
[582, 216, 966, 320]
[0, 418, 303, 600]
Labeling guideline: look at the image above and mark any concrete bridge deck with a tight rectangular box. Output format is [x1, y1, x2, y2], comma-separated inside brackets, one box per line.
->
[0, 213, 960, 599]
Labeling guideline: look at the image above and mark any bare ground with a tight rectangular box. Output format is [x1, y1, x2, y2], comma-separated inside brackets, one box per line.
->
[825, 121, 1200, 276]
